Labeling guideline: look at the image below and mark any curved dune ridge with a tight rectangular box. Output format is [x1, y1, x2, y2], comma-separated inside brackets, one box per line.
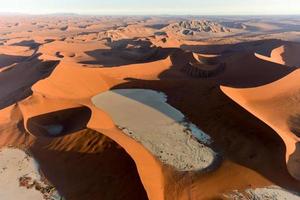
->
[220, 42, 300, 181]
[221, 64, 300, 180]
[255, 42, 300, 67]
[92, 89, 215, 171]
[183, 52, 225, 78]
[3, 100, 149, 200]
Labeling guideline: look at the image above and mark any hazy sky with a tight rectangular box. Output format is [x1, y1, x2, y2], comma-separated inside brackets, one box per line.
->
[1, 0, 300, 15]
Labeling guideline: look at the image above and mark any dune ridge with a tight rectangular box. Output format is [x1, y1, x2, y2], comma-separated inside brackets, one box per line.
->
[221, 68, 300, 180]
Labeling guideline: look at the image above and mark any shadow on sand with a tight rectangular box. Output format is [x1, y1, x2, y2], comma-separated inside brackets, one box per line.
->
[0, 58, 59, 110]
[11, 40, 41, 49]
[181, 39, 284, 55]
[80, 38, 174, 67]
[27, 107, 92, 138]
[288, 114, 300, 137]
[0, 54, 30, 68]
[29, 129, 148, 200]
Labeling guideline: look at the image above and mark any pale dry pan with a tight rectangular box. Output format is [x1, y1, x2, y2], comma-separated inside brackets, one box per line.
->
[0, 148, 61, 200]
[224, 186, 300, 200]
[92, 89, 215, 171]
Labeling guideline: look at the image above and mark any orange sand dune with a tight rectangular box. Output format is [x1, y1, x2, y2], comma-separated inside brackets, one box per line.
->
[256, 42, 300, 67]
[0, 45, 33, 56]
[14, 59, 164, 199]
[18, 48, 300, 199]
[222, 68, 300, 180]
[38, 40, 108, 61]
[0, 105, 148, 199]
[31, 62, 110, 99]
[19, 94, 164, 200]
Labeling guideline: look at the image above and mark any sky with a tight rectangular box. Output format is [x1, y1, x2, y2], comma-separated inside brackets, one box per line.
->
[0, 0, 300, 15]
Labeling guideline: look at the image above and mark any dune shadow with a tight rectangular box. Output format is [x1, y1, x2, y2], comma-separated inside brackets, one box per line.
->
[287, 142, 300, 181]
[27, 107, 91, 137]
[217, 53, 296, 88]
[281, 43, 300, 67]
[145, 24, 169, 29]
[80, 38, 172, 67]
[288, 114, 300, 137]
[0, 59, 59, 110]
[181, 39, 283, 56]
[11, 40, 41, 49]
[0, 54, 29, 68]
[29, 129, 148, 200]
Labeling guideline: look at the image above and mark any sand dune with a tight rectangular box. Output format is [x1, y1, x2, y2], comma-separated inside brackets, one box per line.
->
[256, 42, 300, 67]
[221, 68, 300, 180]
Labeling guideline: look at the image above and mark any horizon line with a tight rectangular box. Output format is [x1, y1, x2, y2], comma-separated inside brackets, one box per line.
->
[1, 12, 300, 17]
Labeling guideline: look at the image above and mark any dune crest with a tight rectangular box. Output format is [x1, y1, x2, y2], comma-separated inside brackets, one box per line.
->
[221, 68, 300, 180]
[255, 42, 300, 67]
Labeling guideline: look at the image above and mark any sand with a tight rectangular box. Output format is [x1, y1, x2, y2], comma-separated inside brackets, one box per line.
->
[92, 89, 215, 171]
[255, 42, 300, 68]
[221, 68, 300, 180]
